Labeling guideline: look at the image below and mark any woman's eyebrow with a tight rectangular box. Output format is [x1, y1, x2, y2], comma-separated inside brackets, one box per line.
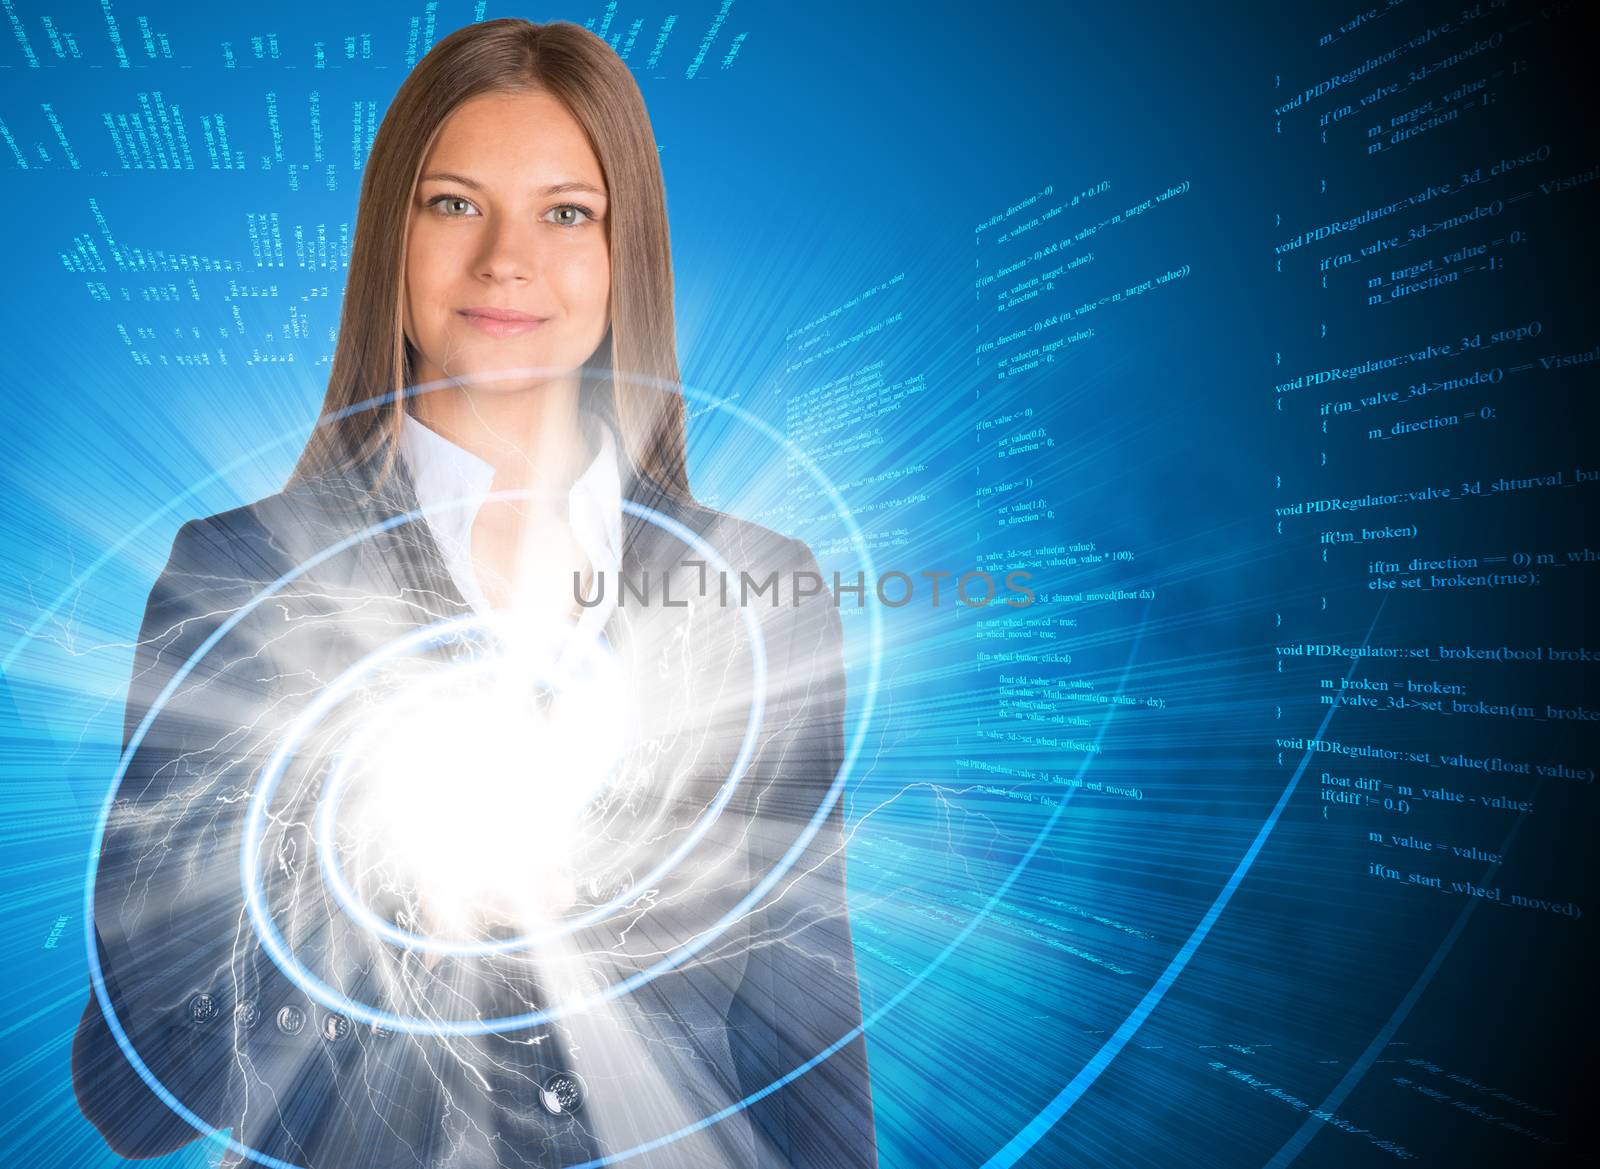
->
[419, 172, 606, 197]
[540, 180, 607, 197]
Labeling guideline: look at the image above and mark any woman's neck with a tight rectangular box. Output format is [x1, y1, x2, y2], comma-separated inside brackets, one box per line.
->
[411, 375, 590, 504]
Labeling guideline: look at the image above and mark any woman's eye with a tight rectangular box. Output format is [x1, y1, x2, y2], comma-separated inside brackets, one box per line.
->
[427, 195, 479, 218]
[546, 204, 596, 227]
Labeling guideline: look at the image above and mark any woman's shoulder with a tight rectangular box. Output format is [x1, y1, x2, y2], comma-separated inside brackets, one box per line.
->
[663, 498, 844, 659]
[171, 448, 408, 564]
[660, 492, 822, 579]
[161, 480, 357, 586]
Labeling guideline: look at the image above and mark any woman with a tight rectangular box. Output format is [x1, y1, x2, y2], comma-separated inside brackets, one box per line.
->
[72, 19, 875, 1169]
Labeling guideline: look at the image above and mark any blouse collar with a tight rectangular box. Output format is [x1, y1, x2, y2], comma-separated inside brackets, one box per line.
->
[397, 410, 624, 638]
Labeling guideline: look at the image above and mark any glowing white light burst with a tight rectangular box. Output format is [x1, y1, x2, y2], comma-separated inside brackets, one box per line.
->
[331, 629, 633, 941]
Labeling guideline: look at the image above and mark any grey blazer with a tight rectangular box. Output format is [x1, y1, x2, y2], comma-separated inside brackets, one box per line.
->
[72, 451, 876, 1169]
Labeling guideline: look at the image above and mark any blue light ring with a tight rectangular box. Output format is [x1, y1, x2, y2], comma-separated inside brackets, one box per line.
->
[75, 373, 890, 1167]
[276, 502, 770, 956]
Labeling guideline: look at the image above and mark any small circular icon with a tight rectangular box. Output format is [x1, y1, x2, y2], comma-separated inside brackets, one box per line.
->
[321, 1012, 352, 1042]
[234, 1000, 261, 1031]
[540, 1071, 585, 1116]
[275, 1005, 307, 1035]
[187, 993, 218, 1024]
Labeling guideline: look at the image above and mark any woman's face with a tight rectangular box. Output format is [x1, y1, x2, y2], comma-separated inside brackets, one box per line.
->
[404, 90, 611, 395]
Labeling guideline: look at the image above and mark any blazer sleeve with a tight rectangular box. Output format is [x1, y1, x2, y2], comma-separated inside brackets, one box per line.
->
[72, 515, 283, 1159]
[727, 539, 878, 1169]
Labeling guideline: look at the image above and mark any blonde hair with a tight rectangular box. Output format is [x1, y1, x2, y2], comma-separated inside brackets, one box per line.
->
[290, 18, 687, 496]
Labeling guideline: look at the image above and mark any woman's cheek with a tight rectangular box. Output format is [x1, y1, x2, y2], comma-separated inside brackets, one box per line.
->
[575, 253, 611, 326]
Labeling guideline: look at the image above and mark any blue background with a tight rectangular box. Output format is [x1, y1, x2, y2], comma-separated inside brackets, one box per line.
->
[1, 2, 1591, 1166]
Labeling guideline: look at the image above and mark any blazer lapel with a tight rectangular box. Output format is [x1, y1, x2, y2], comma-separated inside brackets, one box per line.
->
[299, 455, 473, 633]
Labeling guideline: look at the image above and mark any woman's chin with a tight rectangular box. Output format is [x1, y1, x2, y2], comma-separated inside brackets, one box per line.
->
[439, 361, 583, 395]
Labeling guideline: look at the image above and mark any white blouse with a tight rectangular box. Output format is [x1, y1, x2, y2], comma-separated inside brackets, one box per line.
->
[397, 410, 624, 643]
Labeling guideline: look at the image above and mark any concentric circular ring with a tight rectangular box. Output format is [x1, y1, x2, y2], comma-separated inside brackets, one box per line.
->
[245, 499, 769, 966]
[78, 371, 888, 1168]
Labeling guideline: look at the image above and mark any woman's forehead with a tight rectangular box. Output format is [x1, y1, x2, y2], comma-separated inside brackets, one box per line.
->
[425, 92, 602, 178]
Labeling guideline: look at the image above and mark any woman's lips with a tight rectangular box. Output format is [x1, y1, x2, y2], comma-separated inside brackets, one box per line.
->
[458, 308, 549, 337]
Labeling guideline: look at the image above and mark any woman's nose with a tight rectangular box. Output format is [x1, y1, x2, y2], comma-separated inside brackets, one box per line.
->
[476, 217, 542, 283]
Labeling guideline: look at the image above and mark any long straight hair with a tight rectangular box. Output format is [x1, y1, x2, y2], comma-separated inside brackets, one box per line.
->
[289, 18, 688, 497]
